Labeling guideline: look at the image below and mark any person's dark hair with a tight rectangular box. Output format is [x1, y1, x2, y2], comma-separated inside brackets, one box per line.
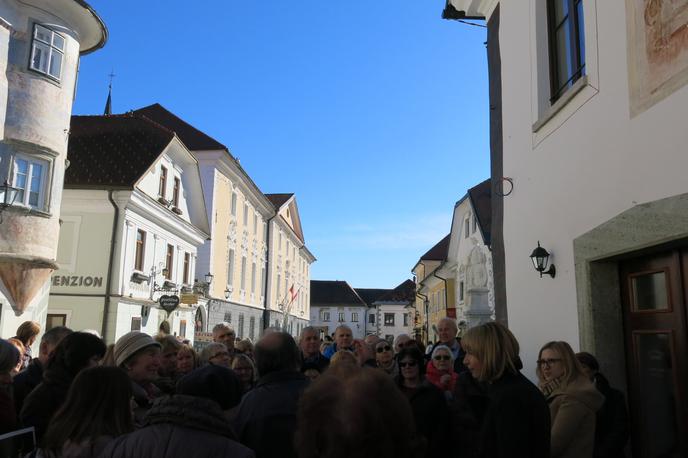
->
[575, 351, 599, 373]
[42, 366, 133, 452]
[41, 326, 73, 346]
[46, 332, 107, 378]
[0, 338, 20, 374]
[296, 366, 425, 458]
[254, 332, 301, 376]
[395, 347, 426, 383]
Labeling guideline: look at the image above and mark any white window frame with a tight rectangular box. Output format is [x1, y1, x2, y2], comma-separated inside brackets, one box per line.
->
[352, 312, 359, 322]
[338, 312, 345, 322]
[12, 155, 49, 211]
[29, 24, 65, 81]
[231, 192, 237, 217]
[384, 313, 395, 326]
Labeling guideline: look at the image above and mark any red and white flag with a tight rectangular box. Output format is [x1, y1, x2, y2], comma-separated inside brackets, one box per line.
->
[289, 284, 298, 303]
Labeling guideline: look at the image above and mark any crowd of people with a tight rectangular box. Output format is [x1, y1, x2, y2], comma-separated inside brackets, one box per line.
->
[0, 317, 630, 458]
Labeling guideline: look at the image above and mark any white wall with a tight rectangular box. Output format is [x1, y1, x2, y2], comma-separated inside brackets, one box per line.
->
[497, 0, 688, 378]
[309, 304, 366, 339]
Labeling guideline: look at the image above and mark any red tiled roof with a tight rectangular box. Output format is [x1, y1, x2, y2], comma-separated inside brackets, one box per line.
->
[311, 280, 366, 306]
[265, 193, 293, 210]
[133, 103, 226, 151]
[420, 234, 451, 261]
[66, 113, 175, 188]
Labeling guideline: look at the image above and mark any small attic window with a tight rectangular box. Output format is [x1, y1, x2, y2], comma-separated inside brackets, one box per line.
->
[287, 208, 290, 218]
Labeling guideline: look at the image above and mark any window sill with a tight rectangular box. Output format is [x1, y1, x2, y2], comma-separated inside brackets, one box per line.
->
[532, 75, 588, 133]
[4, 205, 51, 218]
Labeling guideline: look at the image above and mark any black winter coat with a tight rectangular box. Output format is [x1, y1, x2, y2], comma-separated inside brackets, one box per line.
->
[477, 371, 550, 458]
[20, 367, 71, 443]
[232, 371, 309, 458]
[593, 373, 629, 458]
[450, 372, 490, 458]
[100, 395, 254, 458]
[400, 379, 451, 458]
[12, 358, 43, 415]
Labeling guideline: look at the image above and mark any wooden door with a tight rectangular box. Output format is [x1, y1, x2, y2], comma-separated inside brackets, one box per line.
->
[620, 249, 688, 458]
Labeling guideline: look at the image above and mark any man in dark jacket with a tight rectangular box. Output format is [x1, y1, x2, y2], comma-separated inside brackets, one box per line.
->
[299, 326, 329, 372]
[233, 331, 309, 458]
[13, 326, 71, 414]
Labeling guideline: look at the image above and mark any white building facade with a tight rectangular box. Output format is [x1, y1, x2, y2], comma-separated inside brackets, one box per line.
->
[0, 0, 106, 338]
[310, 280, 367, 339]
[48, 114, 209, 343]
[446, 1, 688, 453]
[443, 180, 494, 330]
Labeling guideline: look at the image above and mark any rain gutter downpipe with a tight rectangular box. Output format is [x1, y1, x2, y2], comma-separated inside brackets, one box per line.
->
[103, 190, 120, 342]
[262, 213, 277, 331]
[433, 269, 450, 316]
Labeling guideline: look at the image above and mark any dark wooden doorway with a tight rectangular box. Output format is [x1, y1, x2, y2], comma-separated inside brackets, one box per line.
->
[620, 249, 688, 458]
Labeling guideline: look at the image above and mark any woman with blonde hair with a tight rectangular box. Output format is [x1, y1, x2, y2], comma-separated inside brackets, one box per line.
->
[14, 321, 41, 370]
[176, 343, 199, 377]
[537, 341, 604, 458]
[460, 322, 550, 457]
[232, 353, 257, 394]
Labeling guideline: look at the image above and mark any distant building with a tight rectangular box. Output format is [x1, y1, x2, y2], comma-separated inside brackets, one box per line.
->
[310, 280, 367, 339]
[355, 287, 390, 335]
[265, 194, 315, 337]
[412, 235, 450, 344]
[0, 0, 107, 337]
[49, 113, 210, 343]
[443, 179, 494, 329]
[360, 280, 416, 341]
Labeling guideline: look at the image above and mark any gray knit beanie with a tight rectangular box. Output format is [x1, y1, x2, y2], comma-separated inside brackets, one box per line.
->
[114, 331, 161, 367]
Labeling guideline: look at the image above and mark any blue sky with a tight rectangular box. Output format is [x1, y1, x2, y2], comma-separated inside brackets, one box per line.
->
[74, 1, 489, 289]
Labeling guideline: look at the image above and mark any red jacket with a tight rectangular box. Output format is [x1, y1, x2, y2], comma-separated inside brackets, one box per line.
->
[425, 360, 458, 393]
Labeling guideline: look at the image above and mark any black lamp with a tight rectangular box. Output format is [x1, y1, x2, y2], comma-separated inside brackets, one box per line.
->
[224, 288, 230, 300]
[530, 241, 556, 278]
[204, 272, 214, 284]
[0, 180, 18, 224]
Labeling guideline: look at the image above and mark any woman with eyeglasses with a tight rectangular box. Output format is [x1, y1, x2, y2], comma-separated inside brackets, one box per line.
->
[395, 347, 450, 458]
[375, 340, 398, 377]
[426, 345, 458, 400]
[537, 341, 604, 458]
[461, 322, 550, 458]
[231, 353, 257, 394]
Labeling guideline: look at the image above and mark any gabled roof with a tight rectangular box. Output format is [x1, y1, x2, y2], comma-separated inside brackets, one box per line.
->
[420, 234, 451, 262]
[66, 113, 175, 188]
[375, 279, 416, 303]
[468, 178, 492, 246]
[311, 280, 366, 306]
[265, 193, 294, 210]
[354, 288, 391, 306]
[132, 103, 226, 151]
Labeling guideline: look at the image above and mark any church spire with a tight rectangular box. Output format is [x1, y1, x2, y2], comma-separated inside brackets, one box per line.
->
[104, 70, 115, 115]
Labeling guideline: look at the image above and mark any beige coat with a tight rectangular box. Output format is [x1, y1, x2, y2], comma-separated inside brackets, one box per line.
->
[542, 375, 604, 458]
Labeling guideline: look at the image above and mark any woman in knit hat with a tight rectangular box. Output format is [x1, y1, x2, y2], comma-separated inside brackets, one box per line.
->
[114, 331, 162, 427]
[21, 332, 106, 443]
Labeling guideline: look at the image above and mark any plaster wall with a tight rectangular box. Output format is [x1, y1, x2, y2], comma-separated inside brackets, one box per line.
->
[497, 0, 688, 379]
[309, 304, 366, 339]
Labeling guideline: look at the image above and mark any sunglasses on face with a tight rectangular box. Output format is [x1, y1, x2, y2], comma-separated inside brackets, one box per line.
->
[433, 355, 451, 361]
[376, 345, 392, 353]
[399, 361, 418, 368]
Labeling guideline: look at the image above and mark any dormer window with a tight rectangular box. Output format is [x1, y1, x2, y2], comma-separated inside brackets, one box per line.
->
[172, 177, 180, 207]
[159, 166, 167, 200]
[30, 24, 64, 81]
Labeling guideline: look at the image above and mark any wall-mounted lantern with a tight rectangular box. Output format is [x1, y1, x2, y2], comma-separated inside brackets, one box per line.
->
[224, 288, 231, 300]
[0, 180, 19, 223]
[530, 241, 556, 278]
[204, 272, 214, 285]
